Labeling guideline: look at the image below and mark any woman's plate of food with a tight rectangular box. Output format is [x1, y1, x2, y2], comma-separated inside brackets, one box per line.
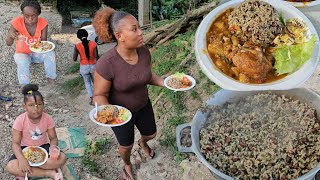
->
[164, 72, 196, 91]
[283, 0, 320, 7]
[195, 0, 319, 91]
[30, 41, 55, 53]
[89, 104, 132, 127]
[22, 146, 48, 167]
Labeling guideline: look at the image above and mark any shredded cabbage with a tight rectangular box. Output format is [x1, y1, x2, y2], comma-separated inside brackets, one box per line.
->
[274, 35, 317, 75]
[172, 72, 186, 79]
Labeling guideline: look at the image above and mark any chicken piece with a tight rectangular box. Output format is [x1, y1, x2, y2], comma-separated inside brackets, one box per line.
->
[227, 43, 273, 83]
[32, 40, 42, 49]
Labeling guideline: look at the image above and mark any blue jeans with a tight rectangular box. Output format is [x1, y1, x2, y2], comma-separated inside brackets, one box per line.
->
[14, 52, 57, 85]
[80, 64, 95, 98]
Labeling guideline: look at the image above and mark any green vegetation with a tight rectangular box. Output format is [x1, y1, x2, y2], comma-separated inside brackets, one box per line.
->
[190, 90, 201, 100]
[148, 22, 220, 164]
[60, 63, 85, 95]
[82, 137, 111, 173]
[149, 25, 194, 162]
[159, 115, 188, 164]
[66, 63, 80, 74]
[61, 76, 85, 96]
[152, 0, 216, 20]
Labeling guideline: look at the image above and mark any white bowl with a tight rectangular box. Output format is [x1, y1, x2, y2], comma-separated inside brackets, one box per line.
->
[89, 105, 132, 127]
[195, 0, 320, 91]
[282, 0, 320, 7]
[29, 41, 55, 53]
[164, 75, 196, 91]
[22, 146, 48, 167]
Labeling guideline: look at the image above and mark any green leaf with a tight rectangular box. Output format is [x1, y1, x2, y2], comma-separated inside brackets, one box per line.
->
[172, 72, 186, 78]
[274, 35, 317, 75]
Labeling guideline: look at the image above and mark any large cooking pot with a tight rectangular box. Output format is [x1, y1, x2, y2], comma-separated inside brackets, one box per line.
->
[176, 88, 320, 180]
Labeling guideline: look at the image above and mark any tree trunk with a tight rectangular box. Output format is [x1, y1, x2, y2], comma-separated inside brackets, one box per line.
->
[144, 0, 219, 46]
[156, 0, 164, 20]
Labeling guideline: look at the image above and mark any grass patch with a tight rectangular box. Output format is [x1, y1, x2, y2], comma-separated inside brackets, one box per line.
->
[168, 116, 186, 127]
[159, 115, 187, 164]
[151, 26, 196, 76]
[190, 90, 201, 100]
[61, 76, 85, 96]
[174, 151, 188, 164]
[198, 70, 220, 94]
[157, 60, 180, 75]
[148, 25, 197, 102]
[66, 63, 80, 74]
[163, 89, 185, 113]
[82, 137, 111, 173]
[160, 116, 186, 148]
[148, 85, 163, 100]
[159, 127, 176, 151]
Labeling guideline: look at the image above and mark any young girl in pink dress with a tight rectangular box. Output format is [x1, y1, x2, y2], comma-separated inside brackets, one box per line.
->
[5, 84, 66, 180]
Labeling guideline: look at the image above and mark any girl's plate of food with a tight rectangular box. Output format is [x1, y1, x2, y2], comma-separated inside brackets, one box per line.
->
[89, 104, 132, 127]
[22, 146, 48, 167]
[195, 0, 319, 91]
[29, 41, 55, 53]
[164, 72, 196, 91]
[283, 0, 320, 7]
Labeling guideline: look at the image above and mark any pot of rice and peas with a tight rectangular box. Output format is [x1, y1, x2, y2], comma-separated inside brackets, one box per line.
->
[176, 0, 320, 179]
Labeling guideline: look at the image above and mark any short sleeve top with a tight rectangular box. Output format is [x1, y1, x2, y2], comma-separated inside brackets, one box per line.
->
[11, 16, 48, 54]
[95, 46, 152, 113]
[13, 112, 55, 146]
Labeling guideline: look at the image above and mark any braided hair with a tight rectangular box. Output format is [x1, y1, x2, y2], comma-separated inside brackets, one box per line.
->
[22, 84, 43, 103]
[21, 0, 41, 15]
[77, 29, 90, 59]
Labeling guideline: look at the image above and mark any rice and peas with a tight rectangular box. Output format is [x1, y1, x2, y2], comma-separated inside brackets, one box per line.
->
[228, 0, 283, 46]
[200, 93, 320, 179]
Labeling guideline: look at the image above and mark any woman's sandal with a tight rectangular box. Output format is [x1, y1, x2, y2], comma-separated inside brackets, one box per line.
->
[138, 139, 155, 160]
[122, 167, 135, 180]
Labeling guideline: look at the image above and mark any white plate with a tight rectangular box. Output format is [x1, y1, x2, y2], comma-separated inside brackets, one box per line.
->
[29, 41, 55, 53]
[22, 146, 48, 167]
[195, 0, 320, 91]
[282, 0, 320, 7]
[89, 105, 132, 127]
[164, 75, 196, 91]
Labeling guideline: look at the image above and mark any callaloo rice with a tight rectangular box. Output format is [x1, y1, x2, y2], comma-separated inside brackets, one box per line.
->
[200, 94, 320, 179]
[228, 0, 283, 46]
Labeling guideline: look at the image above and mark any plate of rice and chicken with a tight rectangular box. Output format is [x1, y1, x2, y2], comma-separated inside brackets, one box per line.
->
[164, 72, 196, 91]
[89, 104, 132, 127]
[195, 0, 319, 91]
[30, 41, 55, 53]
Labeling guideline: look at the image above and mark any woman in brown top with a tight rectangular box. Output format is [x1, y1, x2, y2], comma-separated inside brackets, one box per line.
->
[92, 7, 164, 180]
